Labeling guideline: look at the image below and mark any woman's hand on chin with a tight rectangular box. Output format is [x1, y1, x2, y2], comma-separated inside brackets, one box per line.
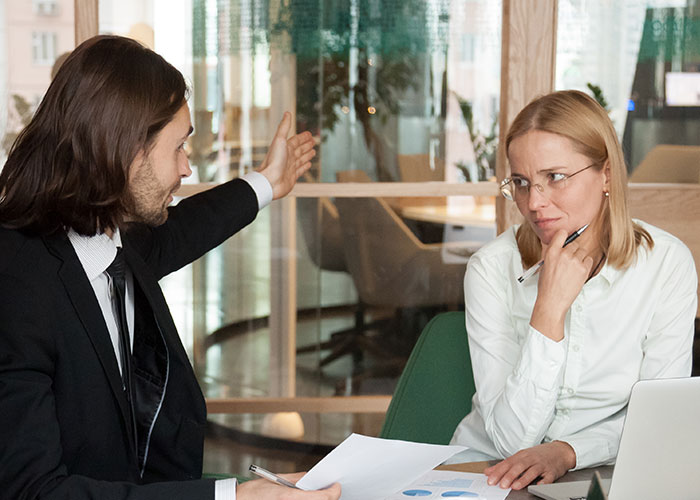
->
[531, 229, 594, 341]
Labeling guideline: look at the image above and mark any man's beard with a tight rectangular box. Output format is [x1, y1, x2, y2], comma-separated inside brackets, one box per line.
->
[125, 158, 177, 227]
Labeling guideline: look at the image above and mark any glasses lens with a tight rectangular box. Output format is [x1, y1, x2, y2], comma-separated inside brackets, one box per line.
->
[548, 176, 569, 193]
[500, 179, 514, 200]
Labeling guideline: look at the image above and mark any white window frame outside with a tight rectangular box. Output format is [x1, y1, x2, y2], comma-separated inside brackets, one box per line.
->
[32, 0, 61, 17]
[32, 32, 58, 66]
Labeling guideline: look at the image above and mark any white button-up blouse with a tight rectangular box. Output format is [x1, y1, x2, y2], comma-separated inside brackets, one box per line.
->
[449, 221, 697, 469]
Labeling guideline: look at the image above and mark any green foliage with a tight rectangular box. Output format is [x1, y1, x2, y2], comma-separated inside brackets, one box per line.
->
[272, 0, 444, 59]
[272, 0, 436, 139]
[454, 94, 498, 182]
[271, 1, 447, 180]
[586, 82, 610, 112]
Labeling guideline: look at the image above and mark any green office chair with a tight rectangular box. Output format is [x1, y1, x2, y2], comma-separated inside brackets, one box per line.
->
[379, 311, 476, 444]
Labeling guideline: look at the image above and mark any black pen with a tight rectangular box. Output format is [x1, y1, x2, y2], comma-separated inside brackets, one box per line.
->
[517, 224, 589, 283]
[249, 464, 301, 489]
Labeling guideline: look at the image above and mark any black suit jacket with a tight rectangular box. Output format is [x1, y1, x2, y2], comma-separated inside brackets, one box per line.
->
[0, 179, 259, 500]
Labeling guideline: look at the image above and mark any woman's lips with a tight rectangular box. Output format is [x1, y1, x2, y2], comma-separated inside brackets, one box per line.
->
[533, 217, 560, 229]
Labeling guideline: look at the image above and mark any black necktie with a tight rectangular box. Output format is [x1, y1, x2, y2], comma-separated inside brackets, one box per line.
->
[105, 248, 137, 444]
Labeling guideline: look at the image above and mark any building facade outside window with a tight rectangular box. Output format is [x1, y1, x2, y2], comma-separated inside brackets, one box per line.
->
[33, 0, 61, 17]
[32, 31, 58, 65]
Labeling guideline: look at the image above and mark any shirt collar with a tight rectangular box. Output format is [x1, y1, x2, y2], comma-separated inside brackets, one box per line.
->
[67, 228, 123, 281]
[595, 259, 622, 286]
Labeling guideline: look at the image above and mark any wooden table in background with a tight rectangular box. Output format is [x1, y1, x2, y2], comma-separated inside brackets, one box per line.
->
[390, 195, 496, 228]
[400, 203, 496, 227]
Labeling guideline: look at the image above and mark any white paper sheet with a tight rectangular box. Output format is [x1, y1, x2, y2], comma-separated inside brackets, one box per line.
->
[295, 433, 467, 500]
[383, 470, 511, 500]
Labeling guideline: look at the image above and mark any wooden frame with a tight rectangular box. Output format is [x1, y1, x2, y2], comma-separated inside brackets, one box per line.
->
[74, 0, 98, 45]
[178, 181, 500, 199]
[496, 0, 558, 233]
[207, 396, 390, 414]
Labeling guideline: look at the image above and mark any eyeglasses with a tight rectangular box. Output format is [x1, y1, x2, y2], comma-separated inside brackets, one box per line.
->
[500, 164, 598, 201]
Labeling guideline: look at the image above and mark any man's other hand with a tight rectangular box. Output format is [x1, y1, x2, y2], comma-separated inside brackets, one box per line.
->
[257, 112, 316, 200]
[237, 472, 341, 500]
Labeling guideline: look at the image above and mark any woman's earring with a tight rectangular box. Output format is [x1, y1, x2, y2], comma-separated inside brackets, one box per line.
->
[604, 191, 609, 198]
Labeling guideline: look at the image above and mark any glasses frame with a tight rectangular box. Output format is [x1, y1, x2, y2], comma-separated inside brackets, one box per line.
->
[500, 163, 598, 201]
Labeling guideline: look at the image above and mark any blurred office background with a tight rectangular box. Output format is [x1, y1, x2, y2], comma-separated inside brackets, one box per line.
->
[2, 0, 700, 478]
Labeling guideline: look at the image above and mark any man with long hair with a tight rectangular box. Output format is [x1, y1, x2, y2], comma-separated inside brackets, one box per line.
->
[0, 35, 339, 500]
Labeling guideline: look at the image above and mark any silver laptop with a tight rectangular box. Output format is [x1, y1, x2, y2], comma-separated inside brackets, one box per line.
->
[528, 377, 700, 500]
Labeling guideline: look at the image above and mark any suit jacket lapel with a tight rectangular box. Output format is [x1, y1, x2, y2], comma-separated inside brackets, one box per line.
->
[43, 233, 137, 450]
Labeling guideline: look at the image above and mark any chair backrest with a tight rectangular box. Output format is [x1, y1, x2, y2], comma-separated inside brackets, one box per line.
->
[629, 144, 700, 183]
[334, 169, 465, 308]
[380, 311, 475, 444]
[296, 196, 347, 273]
[334, 195, 430, 306]
[397, 154, 445, 182]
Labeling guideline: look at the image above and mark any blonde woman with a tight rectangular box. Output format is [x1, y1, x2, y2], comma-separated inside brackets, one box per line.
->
[449, 90, 696, 490]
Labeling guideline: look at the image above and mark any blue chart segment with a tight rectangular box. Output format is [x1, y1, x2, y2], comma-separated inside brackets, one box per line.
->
[402, 490, 432, 496]
[441, 492, 479, 497]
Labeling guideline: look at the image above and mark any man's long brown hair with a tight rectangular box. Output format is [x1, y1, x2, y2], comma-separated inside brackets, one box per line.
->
[0, 35, 188, 236]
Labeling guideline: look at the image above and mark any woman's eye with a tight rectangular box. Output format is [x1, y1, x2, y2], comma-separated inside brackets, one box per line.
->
[549, 172, 567, 183]
[512, 178, 529, 188]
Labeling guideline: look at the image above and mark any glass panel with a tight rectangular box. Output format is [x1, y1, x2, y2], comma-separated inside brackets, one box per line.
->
[192, 194, 496, 399]
[200, 193, 494, 478]
[99, 0, 501, 477]
[0, 0, 74, 166]
[556, 0, 700, 178]
[278, 0, 502, 183]
[294, 193, 495, 395]
[205, 412, 382, 477]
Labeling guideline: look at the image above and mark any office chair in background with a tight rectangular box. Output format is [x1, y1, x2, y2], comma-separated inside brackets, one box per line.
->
[330, 170, 466, 390]
[295, 195, 383, 368]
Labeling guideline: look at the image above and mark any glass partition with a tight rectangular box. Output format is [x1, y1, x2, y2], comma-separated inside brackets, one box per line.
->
[202, 193, 494, 475]
[164, 0, 502, 185]
[556, 0, 700, 177]
[98, 0, 501, 478]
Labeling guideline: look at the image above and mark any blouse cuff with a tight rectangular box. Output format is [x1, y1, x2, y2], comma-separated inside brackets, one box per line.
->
[564, 435, 616, 470]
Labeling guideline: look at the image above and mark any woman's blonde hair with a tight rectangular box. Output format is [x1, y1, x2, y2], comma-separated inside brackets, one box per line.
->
[505, 90, 652, 269]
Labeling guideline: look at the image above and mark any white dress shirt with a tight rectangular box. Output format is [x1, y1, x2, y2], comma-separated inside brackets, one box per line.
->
[449, 221, 697, 469]
[67, 172, 272, 499]
[68, 228, 134, 374]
